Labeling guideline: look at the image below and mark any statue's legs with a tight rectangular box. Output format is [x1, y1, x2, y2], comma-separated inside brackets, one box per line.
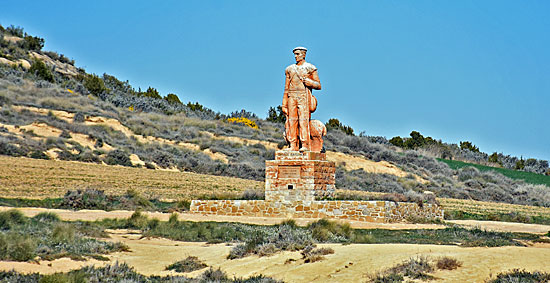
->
[288, 93, 310, 151]
[286, 96, 300, 151]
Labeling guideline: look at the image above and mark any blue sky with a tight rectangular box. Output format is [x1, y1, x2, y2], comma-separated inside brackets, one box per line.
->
[1, 1, 549, 161]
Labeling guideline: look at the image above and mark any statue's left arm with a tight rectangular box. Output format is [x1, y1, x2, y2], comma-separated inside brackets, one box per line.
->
[303, 70, 321, 90]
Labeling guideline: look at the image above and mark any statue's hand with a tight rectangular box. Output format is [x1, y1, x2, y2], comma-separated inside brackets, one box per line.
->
[303, 78, 321, 89]
[302, 78, 313, 86]
[282, 106, 288, 115]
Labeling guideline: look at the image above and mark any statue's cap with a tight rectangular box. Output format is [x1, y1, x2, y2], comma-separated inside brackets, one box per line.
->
[293, 46, 307, 52]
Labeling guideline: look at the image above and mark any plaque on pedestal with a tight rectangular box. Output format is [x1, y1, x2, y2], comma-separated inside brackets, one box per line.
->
[265, 150, 335, 203]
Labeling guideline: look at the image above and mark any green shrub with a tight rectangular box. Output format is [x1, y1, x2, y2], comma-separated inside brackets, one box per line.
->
[266, 106, 285, 123]
[436, 256, 462, 270]
[127, 211, 149, 229]
[165, 256, 207, 273]
[307, 219, 352, 242]
[6, 25, 24, 37]
[29, 150, 50, 160]
[487, 269, 550, 282]
[325, 118, 354, 136]
[29, 60, 54, 82]
[0, 232, 37, 261]
[0, 209, 27, 229]
[515, 158, 525, 170]
[201, 267, 228, 281]
[33, 212, 60, 223]
[387, 256, 434, 280]
[20, 35, 45, 51]
[488, 152, 500, 164]
[104, 149, 132, 166]
[164, 93, 182, 105]
[0, 141, 26, 157]
[301, 246, 334, 263]
[73, 112, 86, 123]
[60, 130, 72, 139]
[125, 189, 152, 208]
[403, 131, 425, 149]
[52, 223, 76, 243]
[460, 141, 480, 153]
[389, 136, 404, 147]
[168, 213, 178, 225]
[141, 87, 161, 99]
[60, 189, 109, 210]
[82, 74, 108, 96]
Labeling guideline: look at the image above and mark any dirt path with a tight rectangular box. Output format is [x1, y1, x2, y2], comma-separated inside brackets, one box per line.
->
[447, 220, 550, 234]
[2, 229, 550, 282]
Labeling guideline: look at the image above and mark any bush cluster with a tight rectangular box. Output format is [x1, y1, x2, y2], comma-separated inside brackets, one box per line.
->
[389, 131, 549, 175]
[0, 262, 282, 283]
[165, 256, 208, 273]
[487, 269, 550, 283]
[0, 210, 127, 262]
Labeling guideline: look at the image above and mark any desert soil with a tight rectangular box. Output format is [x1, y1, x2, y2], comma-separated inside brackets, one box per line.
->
[1, 228, 550, 282]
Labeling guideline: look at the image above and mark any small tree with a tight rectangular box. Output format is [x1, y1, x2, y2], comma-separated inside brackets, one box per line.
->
[325, 118, 354, 136]
[460, 141, 480, 153]
[164, 93, 182, 105]
[515, 157, 525, 170]
[187, 102, 204, 112]
[389, 136, 404, 147]
[404, 131, 425, 149]
[488, 152, 500, 164]
[19, 35, 44, 51]
[142, 87, 161, 99]
[29, 60, 54, 82]
[83, 74, 108, 96]
[266, 106, 285, 123]
[6, 25, 24, 37]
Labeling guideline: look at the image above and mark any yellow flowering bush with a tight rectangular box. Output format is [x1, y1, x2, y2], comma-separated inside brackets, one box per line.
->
[226, 117, 258, 129]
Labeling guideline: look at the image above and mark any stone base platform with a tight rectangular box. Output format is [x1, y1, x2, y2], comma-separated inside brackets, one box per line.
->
[190, 199, 443, 223]
[190, 150, 444, 223]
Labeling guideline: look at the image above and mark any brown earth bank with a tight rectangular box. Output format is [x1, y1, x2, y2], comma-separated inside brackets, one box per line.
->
[1, 229, 550, 282]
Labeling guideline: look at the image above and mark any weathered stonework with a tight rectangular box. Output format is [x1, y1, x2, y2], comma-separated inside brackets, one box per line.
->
[266, 150, 335, 202]
[190, 150, 444, 223]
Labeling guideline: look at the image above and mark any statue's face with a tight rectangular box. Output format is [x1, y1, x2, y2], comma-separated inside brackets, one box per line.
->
[294, 50, 306, 63]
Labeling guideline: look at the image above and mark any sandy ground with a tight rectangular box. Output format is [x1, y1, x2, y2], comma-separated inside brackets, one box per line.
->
[1, 228, 550, 282]
[2, 206, 550, 281]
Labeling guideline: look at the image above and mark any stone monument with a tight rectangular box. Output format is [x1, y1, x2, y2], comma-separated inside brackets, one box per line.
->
[189, 47, 443, 223]
[282, 46, 326, 152]
[269, 46, 336, 202]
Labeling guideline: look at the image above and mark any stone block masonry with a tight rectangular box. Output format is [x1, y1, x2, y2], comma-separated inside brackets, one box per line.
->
[190, 150, 444, 223]
[190, 199, 443, 222]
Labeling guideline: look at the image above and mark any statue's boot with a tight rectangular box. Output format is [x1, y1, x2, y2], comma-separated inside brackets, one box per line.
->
[289, 141, 299, 151]
[299, 140, 310, 152]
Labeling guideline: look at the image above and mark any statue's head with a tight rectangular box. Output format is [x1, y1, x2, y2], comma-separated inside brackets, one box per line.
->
[293, 46, 307, 63]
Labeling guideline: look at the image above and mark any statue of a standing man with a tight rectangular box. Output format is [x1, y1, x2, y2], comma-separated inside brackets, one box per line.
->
[282, 47, 322, 151]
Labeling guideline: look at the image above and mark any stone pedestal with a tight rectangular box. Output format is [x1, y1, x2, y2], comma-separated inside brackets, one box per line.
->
[265, 150, 336, 204]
